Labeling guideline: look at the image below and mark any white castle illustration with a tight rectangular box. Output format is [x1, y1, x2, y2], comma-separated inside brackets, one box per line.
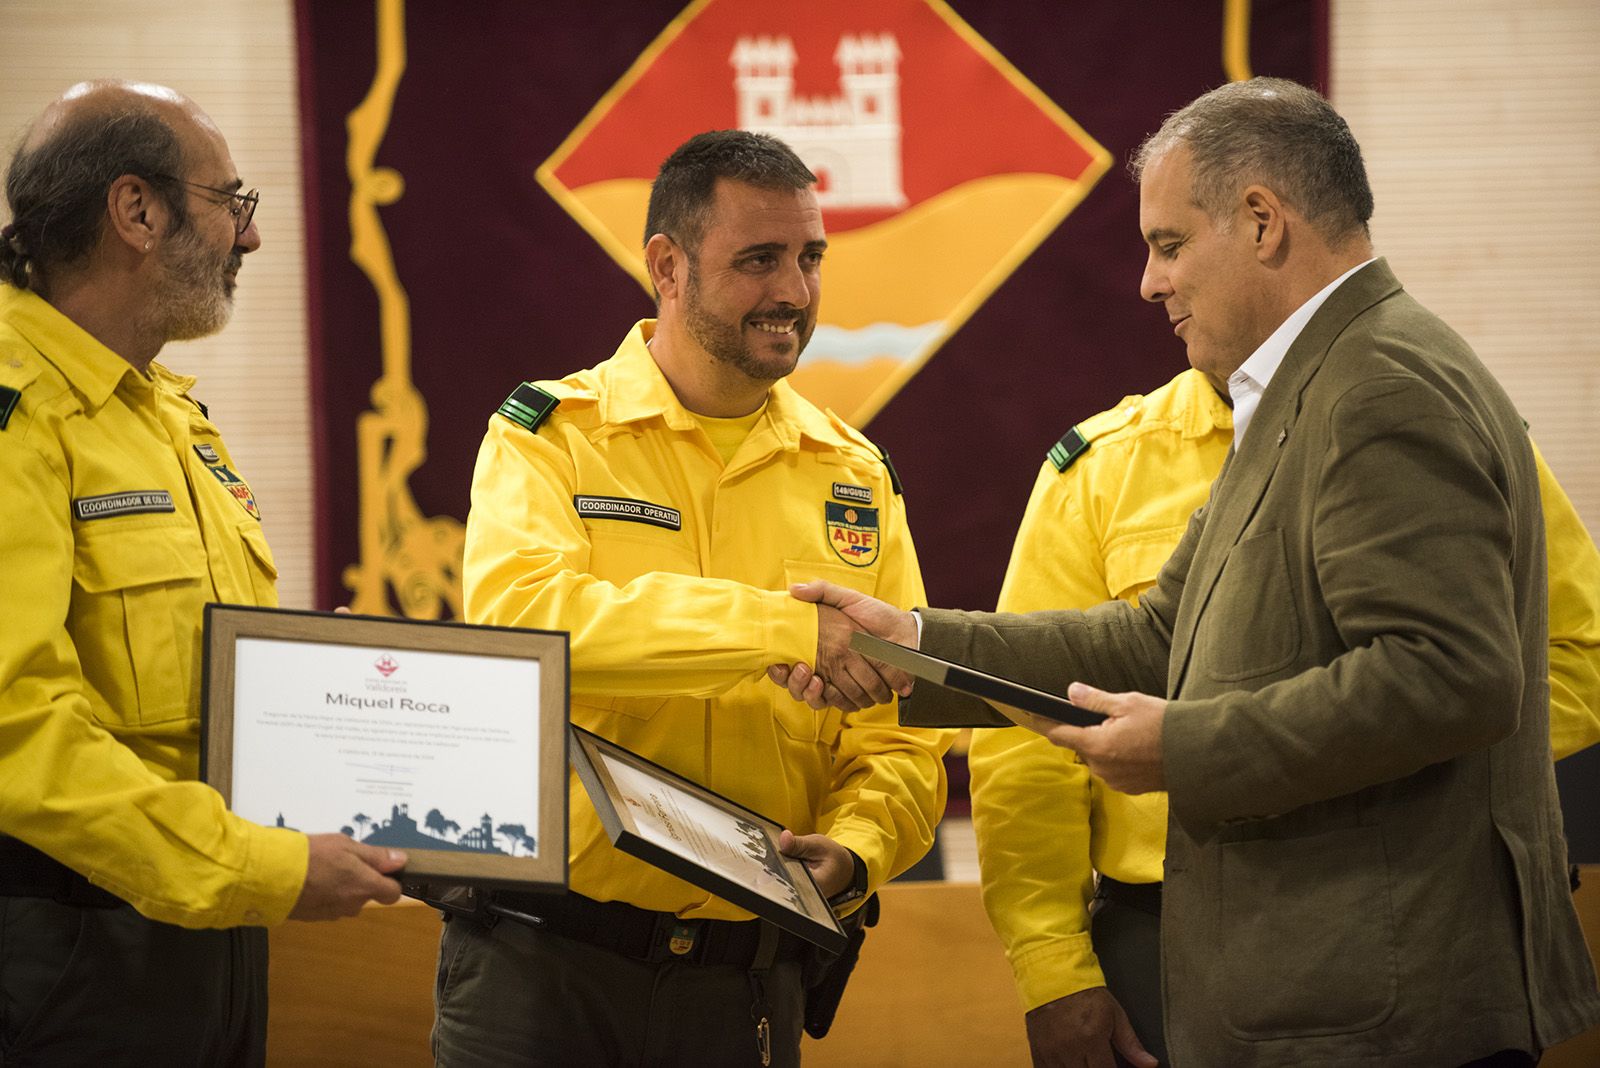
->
[730, 33, 907, 210]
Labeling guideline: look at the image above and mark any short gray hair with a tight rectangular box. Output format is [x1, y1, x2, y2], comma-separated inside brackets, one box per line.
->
[1131, 77, 1373, 243]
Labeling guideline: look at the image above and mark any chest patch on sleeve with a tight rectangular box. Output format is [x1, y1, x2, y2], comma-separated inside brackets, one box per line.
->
[573, 495, 682, 531]
[825, 502, 879, 566]
[193, 446, 261, 520]
[73, 490, 176, 522]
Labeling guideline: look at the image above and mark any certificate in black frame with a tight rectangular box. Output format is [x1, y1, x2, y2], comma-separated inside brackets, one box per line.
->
[568, 725, 847, 953]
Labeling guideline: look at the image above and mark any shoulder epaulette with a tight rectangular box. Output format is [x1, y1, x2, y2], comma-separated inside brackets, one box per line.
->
[1047, 426, 1090, 472]
[878, 448, 904, 496]
[496, 382, 560, 434]
[0, 385, 18, 431]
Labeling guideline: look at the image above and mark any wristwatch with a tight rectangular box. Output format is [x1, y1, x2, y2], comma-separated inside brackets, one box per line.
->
[827, 849, 869, 912]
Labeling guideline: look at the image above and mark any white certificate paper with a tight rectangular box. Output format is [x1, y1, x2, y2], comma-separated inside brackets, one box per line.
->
[599, 752, 807, 913]
[229, 636, 542, 858]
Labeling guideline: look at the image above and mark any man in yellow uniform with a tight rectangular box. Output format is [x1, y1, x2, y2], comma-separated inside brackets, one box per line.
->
[970, 366, 1600, 1066]
[437, 130, 949, 1067]
[0, 81, 406, 1065]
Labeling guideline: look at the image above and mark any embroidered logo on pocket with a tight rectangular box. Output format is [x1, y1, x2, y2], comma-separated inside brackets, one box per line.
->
[825, 502, 879, 567]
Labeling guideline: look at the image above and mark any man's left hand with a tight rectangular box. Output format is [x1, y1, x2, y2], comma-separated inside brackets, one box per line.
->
[1033, 683, 1168, 794]
[777, 829, 854, 899]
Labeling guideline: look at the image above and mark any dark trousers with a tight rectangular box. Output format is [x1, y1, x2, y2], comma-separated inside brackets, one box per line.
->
[434, 912, 806, 1067]
[0, 897, 267, 1067]
[1091, 878, 1168, 1068]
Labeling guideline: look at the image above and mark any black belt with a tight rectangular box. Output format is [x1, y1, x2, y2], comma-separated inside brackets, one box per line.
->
[1095, 875, 1162, 917]
[0, 836, 126, 909]
[482, 889, 805, 969]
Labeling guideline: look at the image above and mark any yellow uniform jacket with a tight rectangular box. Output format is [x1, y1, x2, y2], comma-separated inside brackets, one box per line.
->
[464, 321, 949, 917]
[0, 286, 306, 928]
[970, 366, 1600, 1011]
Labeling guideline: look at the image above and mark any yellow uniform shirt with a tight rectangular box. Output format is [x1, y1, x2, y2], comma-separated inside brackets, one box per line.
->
[969, 367, 1600, 1011]
[464, 321, 950, 917]
[0, 286, 307, 928]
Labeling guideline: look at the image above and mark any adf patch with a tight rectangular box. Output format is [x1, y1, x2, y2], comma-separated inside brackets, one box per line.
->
[206, 462, 261, 520]
[825, 502, 879, 567]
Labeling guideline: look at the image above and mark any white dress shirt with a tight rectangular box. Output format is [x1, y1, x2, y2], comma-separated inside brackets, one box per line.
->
[1229, 258, 1376, 447]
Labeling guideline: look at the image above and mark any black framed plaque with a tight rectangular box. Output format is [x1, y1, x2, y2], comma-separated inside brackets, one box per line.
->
[852, 631, 1105, 729]
[202, 604, 568, 890]
[568, 726, 847, 953]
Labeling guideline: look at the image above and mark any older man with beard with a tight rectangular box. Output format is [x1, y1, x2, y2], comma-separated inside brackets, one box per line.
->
[0, 81, 407, 1066]
[436, 129, 950, 1067]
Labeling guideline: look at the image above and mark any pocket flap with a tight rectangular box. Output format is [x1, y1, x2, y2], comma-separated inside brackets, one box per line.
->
[239, 522, 279, 580]
[1103, 530, 1182, 602]
[73, 523, 206, 591]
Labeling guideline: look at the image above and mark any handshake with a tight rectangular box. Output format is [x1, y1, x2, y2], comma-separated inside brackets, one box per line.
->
[767, 580, 919, 713]
[773, 581, 1170, 794]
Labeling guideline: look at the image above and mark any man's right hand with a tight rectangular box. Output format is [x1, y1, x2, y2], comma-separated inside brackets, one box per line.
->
[288, 834, 407, 921]
[1024, 988, 1157, 1068]
[766, 580, 919, 711]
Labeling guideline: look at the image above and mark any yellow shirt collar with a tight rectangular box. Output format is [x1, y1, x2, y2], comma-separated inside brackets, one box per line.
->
[600, 319, 854, 452]
[0, 285, 137, 413]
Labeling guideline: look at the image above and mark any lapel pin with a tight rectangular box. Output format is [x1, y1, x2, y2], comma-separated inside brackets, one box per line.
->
[1276, 428, 1288, 446]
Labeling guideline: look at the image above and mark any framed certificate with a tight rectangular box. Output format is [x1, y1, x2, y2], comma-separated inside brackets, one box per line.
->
[568, 726, 847, 954]
[851, 631, 1105, 728]
[202, 605, 568, 890]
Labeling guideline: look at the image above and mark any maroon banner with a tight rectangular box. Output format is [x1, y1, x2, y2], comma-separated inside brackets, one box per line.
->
[296, 0, 1324, 618]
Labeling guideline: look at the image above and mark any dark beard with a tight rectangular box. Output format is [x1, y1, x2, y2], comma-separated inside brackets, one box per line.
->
[683, 269, 809, 382]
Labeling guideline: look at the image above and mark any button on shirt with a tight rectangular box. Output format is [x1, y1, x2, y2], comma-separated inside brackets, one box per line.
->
[1229, 258, 1377, 446]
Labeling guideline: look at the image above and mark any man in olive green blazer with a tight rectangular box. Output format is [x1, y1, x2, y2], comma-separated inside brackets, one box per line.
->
[777, 79, 1600, 1066]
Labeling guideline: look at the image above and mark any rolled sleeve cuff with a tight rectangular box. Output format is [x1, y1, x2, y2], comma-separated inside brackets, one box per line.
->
[229, 824, 309, 927]
[765, 589, 819, 668]
[1011, 933, 1106, 1013]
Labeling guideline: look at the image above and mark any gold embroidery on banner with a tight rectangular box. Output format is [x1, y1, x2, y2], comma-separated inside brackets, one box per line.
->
[342, 0, 465, 618]
[1223, 0, 1255, 82]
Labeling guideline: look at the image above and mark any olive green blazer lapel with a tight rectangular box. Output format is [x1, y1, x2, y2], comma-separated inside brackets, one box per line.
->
[1167, 260, 1404, 696]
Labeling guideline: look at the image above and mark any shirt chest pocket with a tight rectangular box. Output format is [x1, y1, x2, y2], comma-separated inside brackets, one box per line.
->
[585, 522, 699, 586]
[1103, 531, 1181, 603]
[72, 524, 208, 726]
[238, 522, 279, 607]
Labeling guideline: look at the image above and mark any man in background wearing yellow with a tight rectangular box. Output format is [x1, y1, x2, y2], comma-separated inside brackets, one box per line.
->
[971, 365, 1600, 1066]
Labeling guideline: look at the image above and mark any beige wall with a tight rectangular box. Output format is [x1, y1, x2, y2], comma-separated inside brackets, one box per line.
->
[0, 0, 315, 607]
[2, 0, 1596, 596]
[1333, 0, 1600, 530]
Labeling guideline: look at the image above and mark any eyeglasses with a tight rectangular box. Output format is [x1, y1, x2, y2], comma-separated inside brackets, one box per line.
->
[150, 174, 259, 235]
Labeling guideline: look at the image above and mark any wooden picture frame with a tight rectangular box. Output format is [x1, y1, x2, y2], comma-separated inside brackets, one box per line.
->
[203, 604, 567, 890]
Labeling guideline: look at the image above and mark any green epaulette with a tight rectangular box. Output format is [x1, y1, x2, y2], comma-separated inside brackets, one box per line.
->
[496, 383, 560, 434]
[1047, 426, 1091, 472]
[0, 385, 18, 431]
[879, 448, 904, 496]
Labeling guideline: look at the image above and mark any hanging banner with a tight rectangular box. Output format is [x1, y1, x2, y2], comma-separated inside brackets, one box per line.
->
[296, 0, 1323, 618]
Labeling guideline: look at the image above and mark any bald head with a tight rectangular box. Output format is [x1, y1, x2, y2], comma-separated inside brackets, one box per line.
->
[27, 80, 208, 151]
[2, 79, 209, 291]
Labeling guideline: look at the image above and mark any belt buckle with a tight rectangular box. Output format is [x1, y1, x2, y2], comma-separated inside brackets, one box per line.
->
[648, 914, 701, 964]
